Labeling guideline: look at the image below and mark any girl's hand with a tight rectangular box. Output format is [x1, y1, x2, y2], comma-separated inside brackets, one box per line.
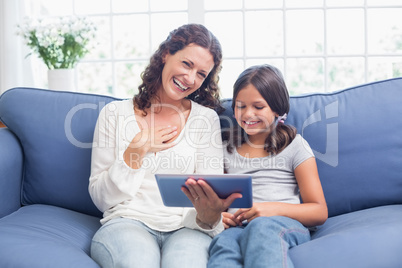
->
[222, 212, 241, 229]
[232, 158, 328, 227]
[233, 202, 279, 223]
[182, 178, 242, 228]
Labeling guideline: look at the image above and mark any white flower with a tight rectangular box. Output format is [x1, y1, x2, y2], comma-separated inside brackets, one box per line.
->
[41, 39, 51, 48]
[60, 24, 70, 35]
[75, 36, 83, 43]
[55, 36, 65, 46]
[49, 28, 59, 39]
[17, 16, 96, 69]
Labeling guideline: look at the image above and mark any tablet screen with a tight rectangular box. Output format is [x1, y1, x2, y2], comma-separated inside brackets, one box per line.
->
[155, 174, 253, 208]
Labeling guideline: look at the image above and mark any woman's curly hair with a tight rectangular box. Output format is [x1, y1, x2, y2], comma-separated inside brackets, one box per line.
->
[134, 24, 223, 114]
[225, 64, 297, 155]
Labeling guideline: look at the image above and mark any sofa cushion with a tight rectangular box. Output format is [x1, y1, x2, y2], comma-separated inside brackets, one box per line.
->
[289, 204, 402, 268]
[0, 204, 101, 268]
[220, 78, 402, 217]
[0, 88, 121, 217]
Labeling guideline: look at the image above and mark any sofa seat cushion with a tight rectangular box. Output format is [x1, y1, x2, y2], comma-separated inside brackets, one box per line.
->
[290, 204, 402, 268]
[0, 204, 101, 268]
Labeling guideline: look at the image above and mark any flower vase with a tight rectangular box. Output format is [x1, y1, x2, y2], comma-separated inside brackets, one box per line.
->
[47, 69, 76, 91]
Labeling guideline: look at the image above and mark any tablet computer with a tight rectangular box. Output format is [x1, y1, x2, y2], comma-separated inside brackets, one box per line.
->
[155, 174, 253, 208]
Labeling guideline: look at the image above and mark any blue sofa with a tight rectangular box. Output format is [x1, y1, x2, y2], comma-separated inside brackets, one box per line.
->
[0, 78, 402, 267]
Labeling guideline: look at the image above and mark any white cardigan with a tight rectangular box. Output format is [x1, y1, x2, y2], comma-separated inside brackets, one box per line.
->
[89, 99, 224, 237]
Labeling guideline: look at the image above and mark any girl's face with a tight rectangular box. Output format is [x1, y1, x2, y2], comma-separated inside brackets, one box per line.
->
[234, 84, 278, 139]
[160, 43, 214, 102]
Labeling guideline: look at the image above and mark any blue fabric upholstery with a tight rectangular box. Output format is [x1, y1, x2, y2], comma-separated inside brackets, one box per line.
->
[0, 79, 401, 267]
[287, 79, 402, 218]
[289, 205, 402, 267]
[0, 128, 22, 218]
[0, 88, 120, 217]
[0, 205, 101, 268]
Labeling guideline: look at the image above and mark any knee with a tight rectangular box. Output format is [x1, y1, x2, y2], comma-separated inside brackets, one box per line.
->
[209, 228, 241, 253]
[90, 240, 114, 267]
[167, 228, 211, 257]
[210, 232, 232, 250]
[248, 216, 301, 230]
[245, 216, 305, 237]
[245, 216, 310, 245]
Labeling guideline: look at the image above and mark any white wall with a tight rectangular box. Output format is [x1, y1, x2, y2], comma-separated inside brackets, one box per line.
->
[0, 0, 33, 94]
[0, 0, 5, 94]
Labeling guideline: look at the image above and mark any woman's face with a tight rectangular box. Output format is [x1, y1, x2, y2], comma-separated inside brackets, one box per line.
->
[160, 43, 214, 102]
[234, 84, 277, 139]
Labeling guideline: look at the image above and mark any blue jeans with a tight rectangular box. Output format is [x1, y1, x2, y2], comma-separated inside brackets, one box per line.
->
[91, 217, 211, 268]
[208, 216, 310, 268]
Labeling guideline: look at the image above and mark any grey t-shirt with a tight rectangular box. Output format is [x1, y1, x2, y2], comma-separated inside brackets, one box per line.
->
[224, 134, 314, 213]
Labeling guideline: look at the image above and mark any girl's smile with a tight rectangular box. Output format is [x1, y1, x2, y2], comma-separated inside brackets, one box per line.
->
[243, 120, 261, 126]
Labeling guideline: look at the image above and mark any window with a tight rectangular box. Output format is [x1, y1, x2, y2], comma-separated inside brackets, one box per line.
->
[21, 0, 402, 98]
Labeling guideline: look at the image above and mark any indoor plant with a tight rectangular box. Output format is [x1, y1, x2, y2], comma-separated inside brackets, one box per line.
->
[17, 16, 96, 90]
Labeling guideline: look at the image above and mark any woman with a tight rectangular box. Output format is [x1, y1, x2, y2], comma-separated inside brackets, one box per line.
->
[89, 24, 240, 268]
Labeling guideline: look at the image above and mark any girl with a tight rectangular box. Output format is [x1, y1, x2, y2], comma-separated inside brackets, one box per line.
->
[89, 24, 239, 268]
[208, 64, 328, 268]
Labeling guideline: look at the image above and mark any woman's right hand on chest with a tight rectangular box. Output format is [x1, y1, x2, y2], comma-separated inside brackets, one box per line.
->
[133, 125, 178, 153]
[124, 125, 178, 168]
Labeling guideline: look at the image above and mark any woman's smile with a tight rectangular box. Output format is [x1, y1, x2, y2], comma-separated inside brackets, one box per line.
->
[161, 44, 214, 102]
[173, 77, 190, 92]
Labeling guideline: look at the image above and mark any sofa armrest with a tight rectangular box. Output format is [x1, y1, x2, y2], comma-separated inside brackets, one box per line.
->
[0, 128, 23, 218]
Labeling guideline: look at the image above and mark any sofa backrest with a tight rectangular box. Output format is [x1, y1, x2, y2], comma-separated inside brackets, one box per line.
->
[220, 77, 402, 218]
[2, 78, 402, 219]
[0, 88, 121, 217]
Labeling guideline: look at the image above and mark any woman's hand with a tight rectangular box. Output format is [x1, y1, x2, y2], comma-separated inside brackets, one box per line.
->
[182, 178, 242, 228]
[133, 126, 178, 153]
[124, 126, 178, 169]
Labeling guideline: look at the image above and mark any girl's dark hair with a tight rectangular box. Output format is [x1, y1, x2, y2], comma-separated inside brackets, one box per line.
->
[226, 64, 297, 155]
[134, 24, 223, 114]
